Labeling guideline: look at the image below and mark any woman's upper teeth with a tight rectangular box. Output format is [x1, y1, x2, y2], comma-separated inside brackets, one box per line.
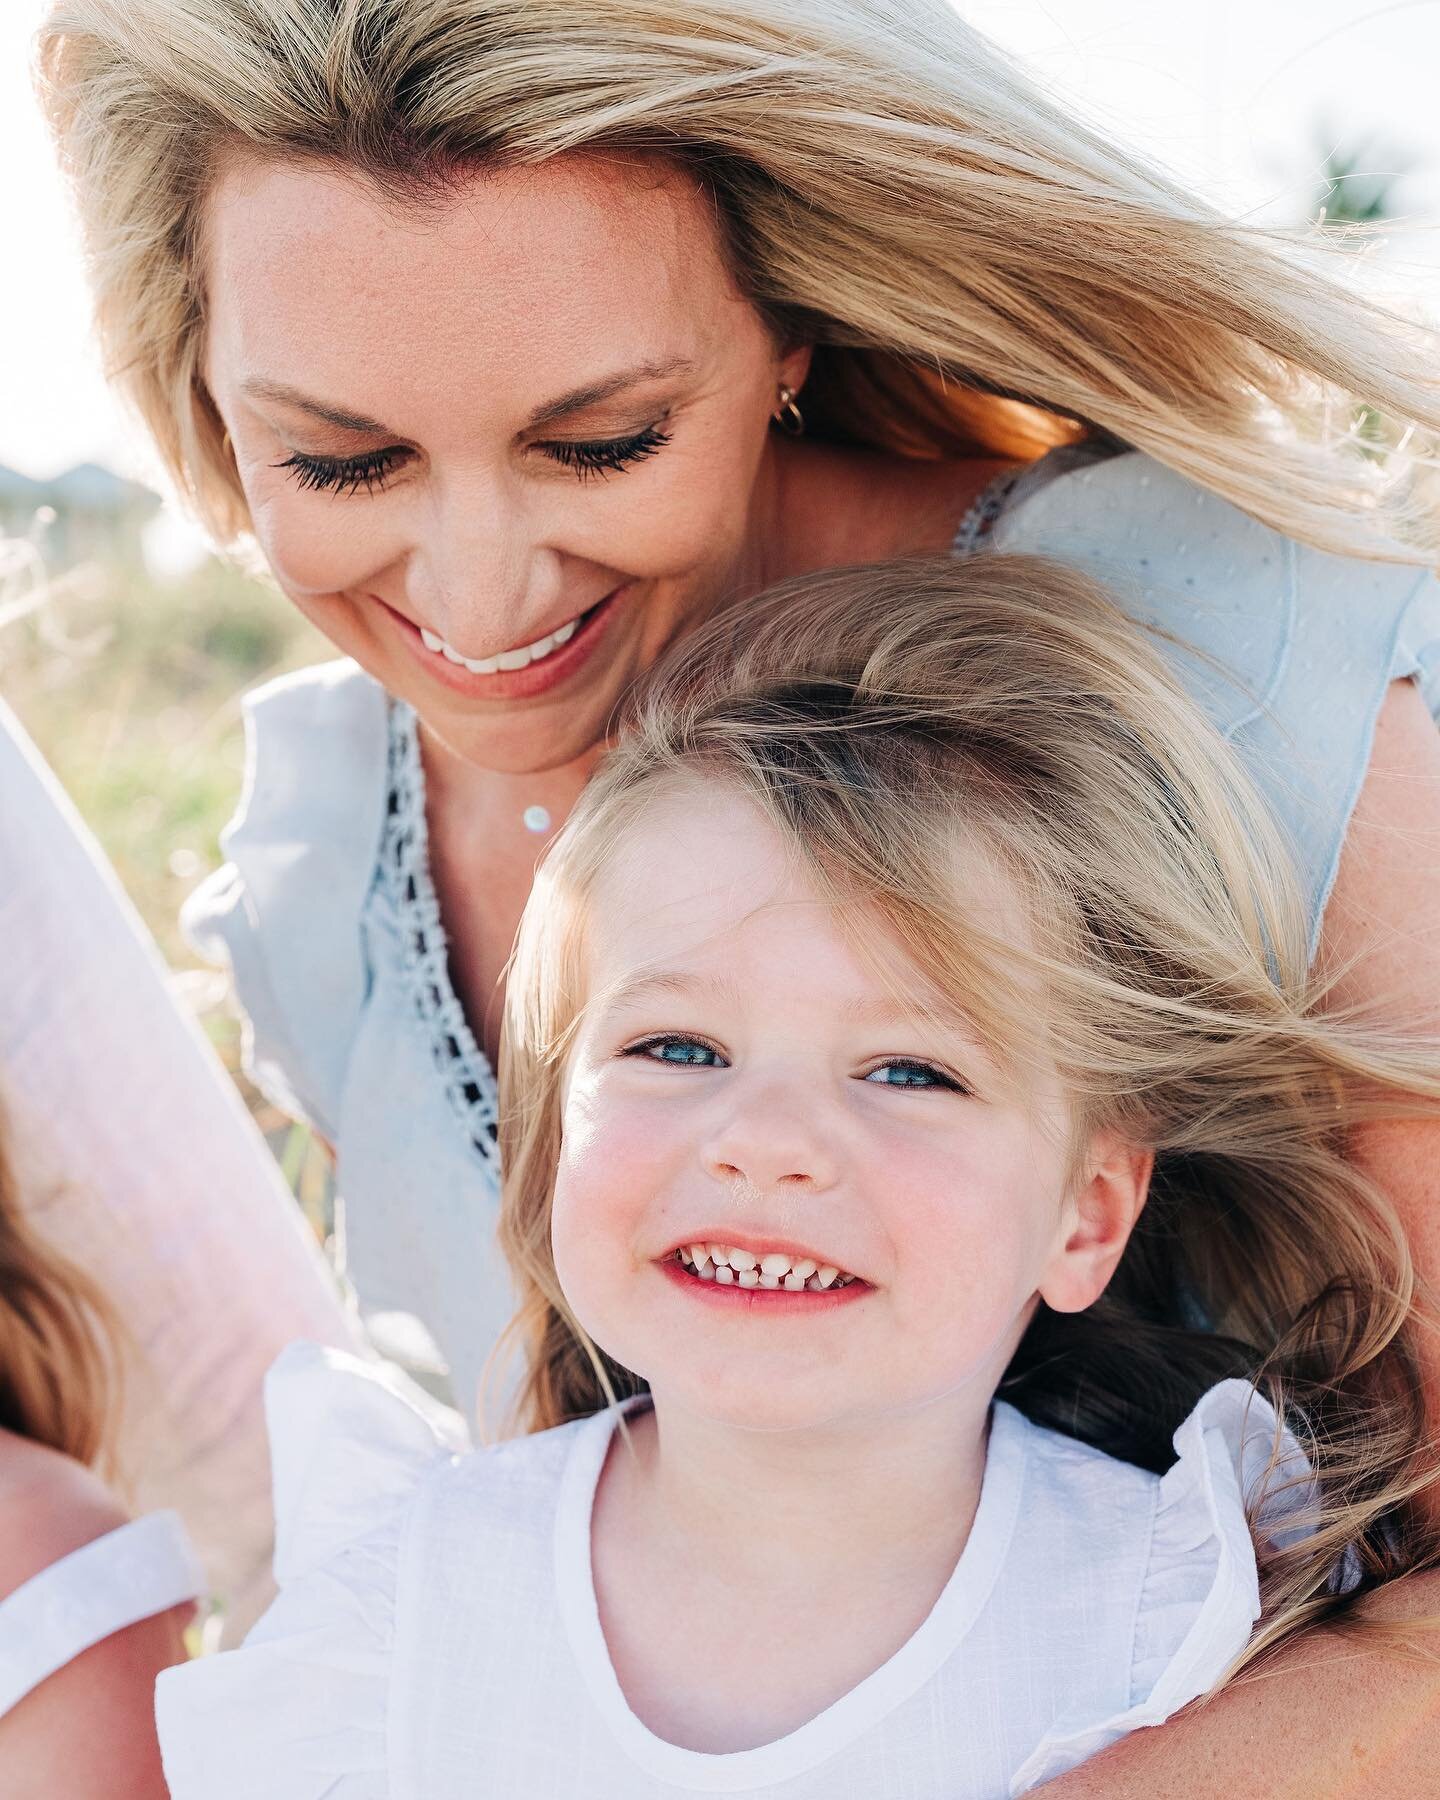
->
[419, 616, 578, 674]
[677, 1242, 857, 1291]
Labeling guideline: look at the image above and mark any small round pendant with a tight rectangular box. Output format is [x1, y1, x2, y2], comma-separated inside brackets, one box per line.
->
[522, 805, 552, 835]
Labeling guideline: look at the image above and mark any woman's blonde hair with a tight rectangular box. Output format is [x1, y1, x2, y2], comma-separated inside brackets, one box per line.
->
[38, 0, 1440, 561]
[499, 552, 1439, 1673]
[0, 1102, 120, 1473]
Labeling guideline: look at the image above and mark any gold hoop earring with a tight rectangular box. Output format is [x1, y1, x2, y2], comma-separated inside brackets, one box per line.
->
[772, 385, 805, 437]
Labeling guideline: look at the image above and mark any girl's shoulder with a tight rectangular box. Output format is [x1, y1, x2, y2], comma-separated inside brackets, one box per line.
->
[154, 1345, 582, 1800]
[1004, 1379, 1305, 1791]
[181, 659, 391, 1141]
[0, 1430, 203, 1724]
[990, 446, 1440, 954]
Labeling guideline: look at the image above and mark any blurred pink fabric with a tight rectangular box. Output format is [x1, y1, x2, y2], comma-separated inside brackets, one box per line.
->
[0, 698, 362, 1639]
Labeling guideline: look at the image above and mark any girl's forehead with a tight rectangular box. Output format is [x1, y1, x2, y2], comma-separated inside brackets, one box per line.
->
[581, 782, 1030, 1020]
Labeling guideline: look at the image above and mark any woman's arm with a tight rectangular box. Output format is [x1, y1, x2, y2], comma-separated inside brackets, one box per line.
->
[1039, 677, 1440, 1794]
[0, 700, 362, 1638]
[1318, 676, 1440, 1291]
[1037, 1570, 1440, 1797]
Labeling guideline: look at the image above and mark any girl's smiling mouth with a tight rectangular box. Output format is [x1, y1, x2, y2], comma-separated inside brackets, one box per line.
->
[661, 1240, 871, 1308]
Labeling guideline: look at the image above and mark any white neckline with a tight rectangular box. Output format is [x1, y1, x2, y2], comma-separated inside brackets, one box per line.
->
[552, 1402, 1029, 1792]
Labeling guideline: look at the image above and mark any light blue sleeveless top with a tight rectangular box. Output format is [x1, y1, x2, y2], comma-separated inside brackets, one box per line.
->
[182, 448, 1440, 1410]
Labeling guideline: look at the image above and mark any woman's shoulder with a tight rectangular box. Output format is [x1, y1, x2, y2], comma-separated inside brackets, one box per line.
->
[181, 659, 392, 1139]
[992, 445, 1440, 952]
[1006, 1379, 1302, 1791]
[155, 1345, 585, 1799]
[0, 1431, 130, 1603]
[0, 1433, 203, 1726]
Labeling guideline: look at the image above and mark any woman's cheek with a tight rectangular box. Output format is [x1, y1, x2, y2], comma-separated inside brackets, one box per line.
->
[248, 482, 405, 596]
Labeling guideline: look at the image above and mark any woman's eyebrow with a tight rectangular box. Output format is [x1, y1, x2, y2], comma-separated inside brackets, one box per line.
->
[239, 377, 391, 434]
[239, 358, 696, 437]
[523, 357, 695, 431]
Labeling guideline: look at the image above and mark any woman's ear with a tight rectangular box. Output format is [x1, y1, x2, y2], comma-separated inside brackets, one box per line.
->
[1037, 1134, 1153, 1316]
[779, 341, 814, 397]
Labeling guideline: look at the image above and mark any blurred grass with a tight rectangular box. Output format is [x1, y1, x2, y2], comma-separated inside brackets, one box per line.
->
[1, 540, 337, 1233]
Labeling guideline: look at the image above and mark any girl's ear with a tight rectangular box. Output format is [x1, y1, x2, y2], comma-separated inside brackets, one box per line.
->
[1037, 1134, 1153, 1316]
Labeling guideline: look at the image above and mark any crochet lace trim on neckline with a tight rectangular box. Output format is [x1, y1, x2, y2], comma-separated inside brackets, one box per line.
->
[382, 702, 500, 1174]
[951, 469, 1023, 557]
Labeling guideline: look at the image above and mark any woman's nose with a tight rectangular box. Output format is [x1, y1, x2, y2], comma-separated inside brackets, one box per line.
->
[409, 475, 561, 648]
[700, 1081, 840, 1197]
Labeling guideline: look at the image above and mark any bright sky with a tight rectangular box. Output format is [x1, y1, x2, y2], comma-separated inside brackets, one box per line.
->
[4, 0, 1438, 483]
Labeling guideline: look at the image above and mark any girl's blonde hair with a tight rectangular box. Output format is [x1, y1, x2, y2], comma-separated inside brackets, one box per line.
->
[0, 1102, 120, 1473]
[500, 552, 1439, 1673]
[38, 0, 1440, 562]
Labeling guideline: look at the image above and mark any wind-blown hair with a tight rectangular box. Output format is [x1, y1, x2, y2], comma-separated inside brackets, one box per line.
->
[38, 0, 1440, 560]
[0, 1102, 120, 1473]
[500, 552, 1439, 1675]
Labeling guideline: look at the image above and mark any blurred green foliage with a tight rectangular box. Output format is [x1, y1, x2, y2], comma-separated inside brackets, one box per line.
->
[1, 542, 335, 1233]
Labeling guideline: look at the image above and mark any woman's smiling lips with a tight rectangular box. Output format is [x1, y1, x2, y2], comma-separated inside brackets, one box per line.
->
[378, 584, 625, 700]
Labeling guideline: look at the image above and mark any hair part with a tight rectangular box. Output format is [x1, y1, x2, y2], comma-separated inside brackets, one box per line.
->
[38, 0, 1440, 559]
[498, 551, 1440, 1679]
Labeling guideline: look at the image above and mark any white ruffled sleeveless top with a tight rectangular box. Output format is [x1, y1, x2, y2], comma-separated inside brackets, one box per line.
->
[157, 1345, 1303, 1798]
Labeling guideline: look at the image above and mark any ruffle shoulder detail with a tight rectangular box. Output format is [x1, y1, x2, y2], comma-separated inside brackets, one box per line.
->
[156, 1344, 466, 1799]
[181, 659, 389, 1140]
[1011, 1379, 1307, 1795]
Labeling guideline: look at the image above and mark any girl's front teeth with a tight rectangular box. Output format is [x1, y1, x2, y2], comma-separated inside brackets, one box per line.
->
[677, 1244, 857, 1292]
[419, 616, 578, 675]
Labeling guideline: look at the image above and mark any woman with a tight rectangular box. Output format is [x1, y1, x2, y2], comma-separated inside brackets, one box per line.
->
[35, 0, 1440, 1785]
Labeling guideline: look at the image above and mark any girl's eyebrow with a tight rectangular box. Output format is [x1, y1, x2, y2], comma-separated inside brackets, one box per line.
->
[600, 968, 742, 1014]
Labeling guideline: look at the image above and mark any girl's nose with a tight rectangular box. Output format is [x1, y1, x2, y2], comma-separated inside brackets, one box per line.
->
[700, 1083, 839, 1197]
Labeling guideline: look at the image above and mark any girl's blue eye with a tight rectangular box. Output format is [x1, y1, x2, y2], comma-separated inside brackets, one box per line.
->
[864, 1060, 962, 1092]
[628, 1035, 725, 1068]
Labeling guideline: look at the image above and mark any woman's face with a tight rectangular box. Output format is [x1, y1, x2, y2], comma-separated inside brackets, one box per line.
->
[203, 152, 808, 774]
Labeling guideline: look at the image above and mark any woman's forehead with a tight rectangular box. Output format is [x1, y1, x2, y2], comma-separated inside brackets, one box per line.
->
[202, 149, 751, 414]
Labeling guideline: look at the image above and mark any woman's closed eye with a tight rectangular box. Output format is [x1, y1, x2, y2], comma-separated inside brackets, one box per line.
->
[273, 422, 673, 496]
[273, 446, 410, 496]
[537, 422, 672, 480]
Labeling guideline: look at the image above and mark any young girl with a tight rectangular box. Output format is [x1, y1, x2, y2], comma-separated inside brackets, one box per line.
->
[156, 555, 1437, 1797]
[0, 1103, 203, 1797]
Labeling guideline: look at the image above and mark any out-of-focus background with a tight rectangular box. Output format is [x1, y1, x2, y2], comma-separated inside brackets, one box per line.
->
[2, 0, 1437, 1176]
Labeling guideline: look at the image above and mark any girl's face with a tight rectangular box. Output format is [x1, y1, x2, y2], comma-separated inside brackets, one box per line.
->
[551, 784, 1148, 1436]
[202, 153, 809, 775]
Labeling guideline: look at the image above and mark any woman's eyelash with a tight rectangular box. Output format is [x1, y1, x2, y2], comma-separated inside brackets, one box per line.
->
[540, 423, 672, 480]
[273, 422, 672, 495]
[272, 448, 406, 495]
